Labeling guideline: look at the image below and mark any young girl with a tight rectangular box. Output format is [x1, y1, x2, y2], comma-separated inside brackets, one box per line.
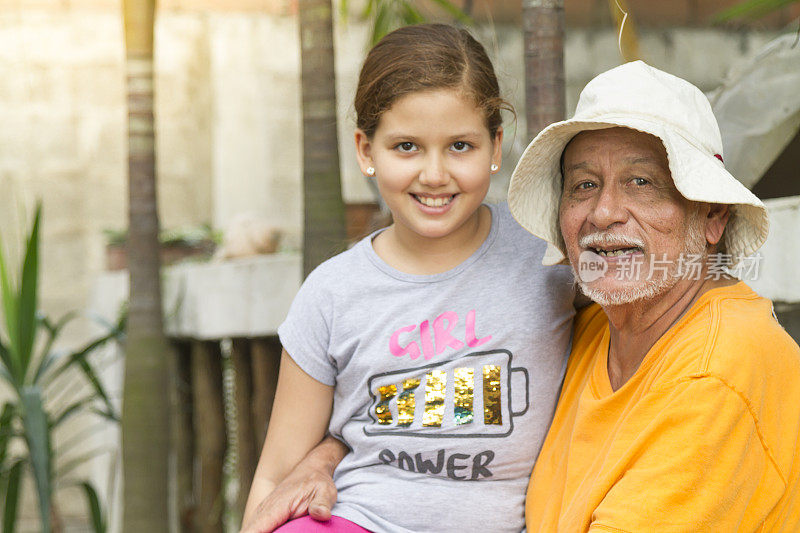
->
[242, 24, 575, 532]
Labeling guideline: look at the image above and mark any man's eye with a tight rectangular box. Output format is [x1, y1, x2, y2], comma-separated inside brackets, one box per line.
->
[633, 177, 649, 186]
[575, 181, 595, 190]
[452, 141, 470, 152]
[396, 142, 416, 152]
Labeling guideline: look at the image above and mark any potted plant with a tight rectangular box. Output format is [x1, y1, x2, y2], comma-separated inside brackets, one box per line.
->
[0, 205, 123, 532]
[104, 224, 219, 271]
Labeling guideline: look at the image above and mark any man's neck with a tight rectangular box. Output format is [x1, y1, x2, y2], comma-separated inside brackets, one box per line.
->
[604, 276, 738, 391]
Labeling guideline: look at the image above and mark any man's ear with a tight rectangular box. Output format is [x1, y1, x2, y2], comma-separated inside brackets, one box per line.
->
[491, 127, 503, 172]
[704, 203, 730, 246]
[354, 129, 374, 176]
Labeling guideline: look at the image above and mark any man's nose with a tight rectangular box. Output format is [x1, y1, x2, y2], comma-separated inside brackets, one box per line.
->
[418, 155, 450, 188]
[587, 185, 628, 229]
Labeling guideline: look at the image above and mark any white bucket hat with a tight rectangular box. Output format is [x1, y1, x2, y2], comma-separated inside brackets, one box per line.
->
[508, 60, 769, 266]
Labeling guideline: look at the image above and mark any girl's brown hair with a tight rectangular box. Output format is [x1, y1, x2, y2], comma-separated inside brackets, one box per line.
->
[354, 24, 513, 138]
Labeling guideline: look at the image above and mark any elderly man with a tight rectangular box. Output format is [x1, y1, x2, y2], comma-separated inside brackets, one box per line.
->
[509, 61, 800, 531]
[246, 62, 800, 532]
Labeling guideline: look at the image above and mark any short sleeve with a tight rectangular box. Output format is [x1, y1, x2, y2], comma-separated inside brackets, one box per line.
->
[589, 376, 785, 532]
[277, 268, 338, 386]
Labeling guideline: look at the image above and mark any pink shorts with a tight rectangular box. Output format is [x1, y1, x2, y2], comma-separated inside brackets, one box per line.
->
[274, 515, 371, 533]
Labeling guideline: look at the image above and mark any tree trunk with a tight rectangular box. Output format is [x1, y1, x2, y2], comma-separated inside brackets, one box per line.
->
[522, 0, 566, 140]
[299, 0, 347, 278]
[171, 340, 195, 533]
[191, 341, 226, 533]
[121, 1, 171, 530]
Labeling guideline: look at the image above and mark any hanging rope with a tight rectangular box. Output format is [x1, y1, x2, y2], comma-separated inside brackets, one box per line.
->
[613, 0, 628, 59]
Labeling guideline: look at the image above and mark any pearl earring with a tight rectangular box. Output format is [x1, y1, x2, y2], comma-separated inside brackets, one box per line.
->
[366, 166, 375, 176]
[491, 164, 499, 172]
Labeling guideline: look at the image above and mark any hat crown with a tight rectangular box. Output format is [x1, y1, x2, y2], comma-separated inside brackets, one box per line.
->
[573, 61, 723, 158]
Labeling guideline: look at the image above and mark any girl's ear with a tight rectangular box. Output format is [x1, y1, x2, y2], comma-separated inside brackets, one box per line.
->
[491, 127, 504, 172]
[354, 129, 375, 176]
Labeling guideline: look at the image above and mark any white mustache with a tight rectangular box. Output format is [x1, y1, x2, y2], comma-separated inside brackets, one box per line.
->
[580, 233, 645, 250]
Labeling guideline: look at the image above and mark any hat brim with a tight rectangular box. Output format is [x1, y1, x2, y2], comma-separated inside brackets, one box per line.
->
[508, 118, 769, 266]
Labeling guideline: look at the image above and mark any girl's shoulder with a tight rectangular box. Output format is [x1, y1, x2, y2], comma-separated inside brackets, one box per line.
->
[302, 238, 372, 288]
[488, 201, 549, 254]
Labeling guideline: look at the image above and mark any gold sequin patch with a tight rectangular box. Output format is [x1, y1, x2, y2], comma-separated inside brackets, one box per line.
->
[376, 384, 397, 425]
[454, 367, 474, 425]
[397, 377, 421, 427]
[423, 370, 446, 427]
[483, 365, 502, 425]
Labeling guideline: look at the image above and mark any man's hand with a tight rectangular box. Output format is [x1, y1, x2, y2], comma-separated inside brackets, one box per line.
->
[240, 436, 347, 533]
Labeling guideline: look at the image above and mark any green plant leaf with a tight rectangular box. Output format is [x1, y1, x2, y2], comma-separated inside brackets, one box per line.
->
[0, 340, 14, 388]
[50, 396, 95, 429]
[713, 0, 797, 21]
[32, 313, 75, 385]
[34, 310, 122, 385]
[0, 232, 20, 384]
[399, 1, 425, 25]
[427, 0, 473, 23]
[55, 447, 111, 481]
[44, 338, 119, 422]
[89, 407, 118, 421]
[20, 387, 51, 533]
[0, 403, 15, 468]
[1, 459, 24, 533]
[371, 1, 394, 46]
[79, 482, 106, 533]
[17, 205, 41, 385]
[360, 0, 375, 19]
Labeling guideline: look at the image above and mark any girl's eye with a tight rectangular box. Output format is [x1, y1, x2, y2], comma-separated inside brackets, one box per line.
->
[633, 177, 649, 186]
[396, 142, 417, 153]
[452, 141, 470, 152]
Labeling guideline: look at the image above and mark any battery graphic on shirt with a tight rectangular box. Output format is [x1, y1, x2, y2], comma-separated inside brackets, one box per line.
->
[363, 349, 529, 438]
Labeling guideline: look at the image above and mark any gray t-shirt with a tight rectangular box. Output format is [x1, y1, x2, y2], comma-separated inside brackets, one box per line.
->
[278, 203, 575, 533]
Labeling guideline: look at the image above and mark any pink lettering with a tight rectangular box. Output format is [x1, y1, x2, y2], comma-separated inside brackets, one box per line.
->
[433, 311, 464, 355]
[420, 320, 435, 360]
[389, 310, 493, 361]
[389, 325, 421, 359]
[465, 309, 492, 347]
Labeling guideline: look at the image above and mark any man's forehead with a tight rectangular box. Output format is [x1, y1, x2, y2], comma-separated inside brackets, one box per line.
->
[565, 155, 663, 172]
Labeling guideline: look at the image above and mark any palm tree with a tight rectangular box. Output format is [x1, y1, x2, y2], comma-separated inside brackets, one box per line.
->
[121, 0, 171, 530]
[521, 0, 566, 140]
[298, 0, 348, 278]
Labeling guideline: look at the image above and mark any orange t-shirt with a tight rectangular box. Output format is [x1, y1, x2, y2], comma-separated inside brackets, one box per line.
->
[526, 282, 800, 532]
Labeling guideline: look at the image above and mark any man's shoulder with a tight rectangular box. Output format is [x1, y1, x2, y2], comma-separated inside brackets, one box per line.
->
[651, 283, 800, 414]
[700, 284, 800, 485]
[704, 284, 800, 378]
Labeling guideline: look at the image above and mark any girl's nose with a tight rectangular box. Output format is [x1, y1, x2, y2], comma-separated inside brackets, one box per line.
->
[418, 155, 450, 188]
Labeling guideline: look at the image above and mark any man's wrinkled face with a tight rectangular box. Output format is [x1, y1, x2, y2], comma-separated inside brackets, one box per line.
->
[558, 127, 708, 306]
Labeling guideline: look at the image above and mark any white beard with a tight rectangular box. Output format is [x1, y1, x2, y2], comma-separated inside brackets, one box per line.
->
[572, 213, 708, 307]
